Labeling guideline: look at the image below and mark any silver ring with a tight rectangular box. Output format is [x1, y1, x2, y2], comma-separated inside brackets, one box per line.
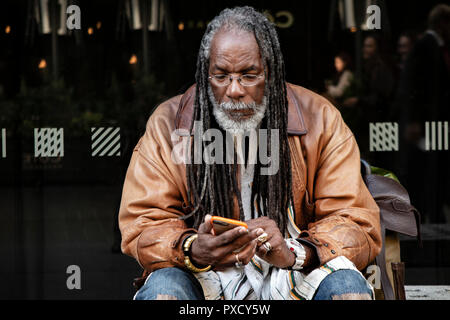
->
[263, 241, 272, 252]
[235, 254, 243, 268]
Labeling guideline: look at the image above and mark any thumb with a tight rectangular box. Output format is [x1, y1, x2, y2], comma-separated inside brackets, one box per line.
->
[198, 214, 214, 235]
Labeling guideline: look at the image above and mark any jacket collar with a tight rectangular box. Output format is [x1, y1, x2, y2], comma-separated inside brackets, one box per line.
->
[175, 82, 307, 136]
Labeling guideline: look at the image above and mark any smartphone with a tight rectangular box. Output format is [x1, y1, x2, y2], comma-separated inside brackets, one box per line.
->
[210, 216, 248, 235]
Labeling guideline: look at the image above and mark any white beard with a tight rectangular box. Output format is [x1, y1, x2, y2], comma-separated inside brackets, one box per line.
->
[208, 86, 267, 135]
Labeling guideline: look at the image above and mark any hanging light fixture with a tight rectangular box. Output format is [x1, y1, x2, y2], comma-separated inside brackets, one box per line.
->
[38, 59, 47, 69]
[129, 54, 137, 64]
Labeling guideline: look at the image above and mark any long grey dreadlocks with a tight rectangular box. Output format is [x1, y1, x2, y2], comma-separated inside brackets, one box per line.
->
[183, 6, 294, 233]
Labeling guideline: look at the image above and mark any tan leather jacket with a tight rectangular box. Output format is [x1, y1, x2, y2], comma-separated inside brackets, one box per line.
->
[119, 83, 382, 274]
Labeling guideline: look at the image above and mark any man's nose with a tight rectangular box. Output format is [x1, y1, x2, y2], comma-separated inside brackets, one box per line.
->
[226, 77, 246, 101]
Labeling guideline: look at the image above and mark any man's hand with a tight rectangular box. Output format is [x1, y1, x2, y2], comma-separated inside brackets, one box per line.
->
[190, 215, 264, 271]
[246, 217, 295, 269]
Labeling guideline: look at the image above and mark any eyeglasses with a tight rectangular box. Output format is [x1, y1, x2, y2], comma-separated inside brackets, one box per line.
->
[208, 73, 265, 87]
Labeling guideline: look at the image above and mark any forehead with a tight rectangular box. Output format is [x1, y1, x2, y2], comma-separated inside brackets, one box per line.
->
[398, 36, 410, 44]
[209, 29, 262, 69]
[364, 37, 376, 46]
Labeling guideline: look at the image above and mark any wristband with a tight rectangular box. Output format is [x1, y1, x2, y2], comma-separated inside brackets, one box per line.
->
[285, 238, 306, 270]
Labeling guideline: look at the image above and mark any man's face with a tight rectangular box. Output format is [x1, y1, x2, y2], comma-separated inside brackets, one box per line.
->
[362, 37, 377, 60]
[397, 36, 412, 60]
[208, 29, 266, 125]
[334, 57, 344, 73]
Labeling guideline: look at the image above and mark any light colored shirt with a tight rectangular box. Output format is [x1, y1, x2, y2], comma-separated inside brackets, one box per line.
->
[327, 70, 354, 99]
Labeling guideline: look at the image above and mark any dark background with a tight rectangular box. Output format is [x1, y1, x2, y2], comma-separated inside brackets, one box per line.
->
[0, 0, 448, 299]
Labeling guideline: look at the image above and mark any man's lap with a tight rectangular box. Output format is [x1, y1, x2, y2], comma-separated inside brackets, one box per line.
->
[134, 267, 373, 300]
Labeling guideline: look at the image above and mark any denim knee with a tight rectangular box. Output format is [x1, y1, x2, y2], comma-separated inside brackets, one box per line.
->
[134, 267, 205, 300]
[313, 269, 373, 300]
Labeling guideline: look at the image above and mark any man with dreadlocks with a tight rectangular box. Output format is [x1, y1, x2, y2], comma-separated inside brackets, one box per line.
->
[119, 6, 381, 300]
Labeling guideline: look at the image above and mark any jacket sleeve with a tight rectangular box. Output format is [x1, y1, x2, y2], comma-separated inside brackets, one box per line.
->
[118, 103, 195, 273]
[298, 106, 382, 270]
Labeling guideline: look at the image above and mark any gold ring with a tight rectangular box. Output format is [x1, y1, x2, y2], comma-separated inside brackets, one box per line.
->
[257, 232, 268, 243]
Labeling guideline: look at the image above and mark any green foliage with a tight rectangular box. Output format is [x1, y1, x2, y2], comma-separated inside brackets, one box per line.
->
[114, 72, 167, 134]
[0, 72, 167, 138]
[371, 165, 400, 183]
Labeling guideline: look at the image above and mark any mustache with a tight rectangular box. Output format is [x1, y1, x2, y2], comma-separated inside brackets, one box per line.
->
[219, 101, 259, 111]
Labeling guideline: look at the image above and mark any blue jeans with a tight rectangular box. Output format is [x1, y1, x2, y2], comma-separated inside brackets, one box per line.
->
[313, 269, 373, 300]
[134, 267, 205, 300]
[134, 267, 373, 300]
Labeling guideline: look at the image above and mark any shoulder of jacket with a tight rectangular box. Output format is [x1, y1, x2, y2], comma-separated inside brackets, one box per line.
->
[146, 94, 183, 133]
[287, 83, 340, 119]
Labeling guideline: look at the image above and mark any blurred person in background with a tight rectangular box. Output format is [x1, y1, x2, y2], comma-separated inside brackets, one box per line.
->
[396, 32, 415, 73]
[325, 52, 355, 103]
[342, 34, 395, 163]
[323, 52, 358, 137]
[394, 4, 450, 223]
[342, 34, 394, 121]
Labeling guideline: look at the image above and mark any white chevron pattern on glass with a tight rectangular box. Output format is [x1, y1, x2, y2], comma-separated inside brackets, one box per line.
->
[91, 127, 121, 157]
